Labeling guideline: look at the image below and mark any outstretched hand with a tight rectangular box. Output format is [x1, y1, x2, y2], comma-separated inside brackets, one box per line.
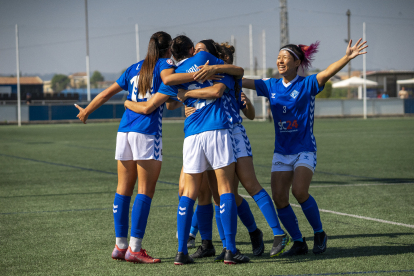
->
[74, 104, 88, 124]
[346, 38, 368, 60]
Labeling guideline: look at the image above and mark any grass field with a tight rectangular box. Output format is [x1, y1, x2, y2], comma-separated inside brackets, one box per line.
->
[1, 117, 414, 276]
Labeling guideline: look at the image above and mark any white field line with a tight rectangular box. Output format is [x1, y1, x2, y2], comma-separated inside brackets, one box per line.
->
[246, 182, 414, 189]
[239, 193, 414, 229]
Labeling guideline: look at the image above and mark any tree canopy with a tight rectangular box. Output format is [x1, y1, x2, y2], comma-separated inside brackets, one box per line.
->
[90, 71, 104, 88]
[51, 74, 70, 93]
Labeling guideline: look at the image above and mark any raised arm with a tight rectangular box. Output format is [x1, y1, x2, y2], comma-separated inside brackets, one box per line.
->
[75, 82, 123, 123]
[177, 82, 227, 102]
[240, 92, 255, 120]
[124, 93, 170, 115]
[194, 62, 244, 82]
[317, 38, 367, 87]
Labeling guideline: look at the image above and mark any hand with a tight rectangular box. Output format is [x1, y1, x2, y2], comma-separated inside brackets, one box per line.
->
[177, 89, 188, 102]
[74, 104, 88, 124]
[124, 100, 131, 110]
[240, 92, 251, 106]
[193, 61, 223, 82]
[346, 38, 368, 60]
[185, 106, 196, 117]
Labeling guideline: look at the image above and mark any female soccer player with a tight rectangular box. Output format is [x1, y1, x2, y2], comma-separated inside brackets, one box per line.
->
[179, 41, 290, 260]
[242, 38, 367, 256]
[75, 31, 203, 264]
[125, 35, 250, 265]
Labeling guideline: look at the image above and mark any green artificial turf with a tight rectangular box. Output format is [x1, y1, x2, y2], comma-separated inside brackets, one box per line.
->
[1, 117, 413, 275]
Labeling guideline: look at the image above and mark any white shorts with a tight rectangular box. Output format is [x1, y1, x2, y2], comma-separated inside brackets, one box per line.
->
[232, 124, 253, 159]
[183, 129, 236, 174]
[271, 152, 316, 173]
[115, 132, 162, 161]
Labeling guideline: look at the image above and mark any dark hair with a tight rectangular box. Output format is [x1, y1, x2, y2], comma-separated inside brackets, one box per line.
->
[218, 42, 240, 100]
[198, 39, 220, 58]
[170, 35, 194, 61]
[279, 41, 319, 71]
[218, 42, 235, 64]
[138, 31, 172, 97]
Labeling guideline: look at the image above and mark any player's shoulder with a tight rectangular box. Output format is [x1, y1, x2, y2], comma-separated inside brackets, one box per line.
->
[158, 58, 176, 67]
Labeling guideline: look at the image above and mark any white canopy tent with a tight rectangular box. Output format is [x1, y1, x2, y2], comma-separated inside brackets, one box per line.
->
[332, 76, 378, 99]
[397, 78, 414, 92]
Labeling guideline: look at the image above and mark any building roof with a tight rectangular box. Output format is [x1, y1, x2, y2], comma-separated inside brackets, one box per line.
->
[366, 70, 414, 76]
[0, 76, 43, 85]
[69, 72, 87, 77]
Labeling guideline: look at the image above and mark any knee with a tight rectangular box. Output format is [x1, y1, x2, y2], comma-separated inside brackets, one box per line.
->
[291, 187, 309, 203]
[272, 190, 289, 208]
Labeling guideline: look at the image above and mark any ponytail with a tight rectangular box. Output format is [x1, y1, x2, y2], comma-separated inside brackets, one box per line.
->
[138, 31, 171, 98]
[280, 41, 320, 71]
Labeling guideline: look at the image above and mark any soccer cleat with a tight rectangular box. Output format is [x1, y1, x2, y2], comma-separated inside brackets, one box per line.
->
[249, 228, 264, 256]
[190, 240, 215, 258]
[224, 249, 250, 264]
[111, 245, 127, 260]
[187, 236, 196, 249]
[281, 237, 308, 257]
[125, 247, 161, 264]
[313, 231, 328, 254]
[174, 252, 194, 265]
[270, 233, 291, 257]
[214, 247, 226, 262]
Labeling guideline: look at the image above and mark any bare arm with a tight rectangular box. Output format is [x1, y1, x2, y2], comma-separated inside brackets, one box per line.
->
[161, 63, 223, 85]
[194, 63, 244, 82]
[177, 82, 227, 102]
[124, 93, 170, 115]
[317, 38, 367, 87]
[242, 78, 256, 90]
[240, 92, 255, 120]
[75, 82, 123, 123]
[166, 99, 183, 110]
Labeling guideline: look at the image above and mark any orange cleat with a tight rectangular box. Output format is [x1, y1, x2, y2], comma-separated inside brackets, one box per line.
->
[125, 247, 161, 264]
[111, 245, 127, 260]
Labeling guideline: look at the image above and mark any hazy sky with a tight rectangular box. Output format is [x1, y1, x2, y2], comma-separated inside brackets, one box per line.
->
[1, 0, 413, 79]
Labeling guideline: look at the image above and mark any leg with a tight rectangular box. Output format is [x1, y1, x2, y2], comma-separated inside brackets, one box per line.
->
[112, 160, 136, 260]
[128, 160, 162, 261]
[207, 171, 226, 252]
[272, 171, 308, 256]
[292, 166, 327, 254]
[237, 156, 285, 236]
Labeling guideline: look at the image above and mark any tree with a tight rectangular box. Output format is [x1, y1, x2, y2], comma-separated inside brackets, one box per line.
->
[51, 74, 70, 93]
[316, 81, 332, 98]
[90, 71, 104, 88]
[266, 68, 274, 78]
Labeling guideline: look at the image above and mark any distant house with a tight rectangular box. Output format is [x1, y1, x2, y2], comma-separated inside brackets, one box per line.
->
[0, 76, 43, 97]
[365, 71, 414, 97]
[69, 72, 87, 89]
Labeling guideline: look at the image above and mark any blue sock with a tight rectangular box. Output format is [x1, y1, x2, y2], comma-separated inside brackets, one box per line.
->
[190, 205, 199, 237]
[300, 195, 323, 234]
[130, 194, 152, 239]
[113, 193, 131, 238]
[252, 189, 284, 235]
[237, 198, 257, 232]
[177, 196, 195, 254]
[196, 203, 214, 240]
[220, 193, 237, 254]
[215, 204, 226, 248]
[277, 204, 303, 242]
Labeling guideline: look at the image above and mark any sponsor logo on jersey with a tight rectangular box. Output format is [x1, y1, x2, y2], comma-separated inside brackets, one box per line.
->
[166, 59, 174, 65]
[271, 93, 276, 98]
[278, 119, 299, 133]
[290, 90, 299, 99]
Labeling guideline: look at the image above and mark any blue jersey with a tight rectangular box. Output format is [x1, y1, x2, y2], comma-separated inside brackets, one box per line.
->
[116, 58, 175, 135]
[158, 51, 234, 138]
[254, 74, 324, 155]
[224, 78, 246, 125]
